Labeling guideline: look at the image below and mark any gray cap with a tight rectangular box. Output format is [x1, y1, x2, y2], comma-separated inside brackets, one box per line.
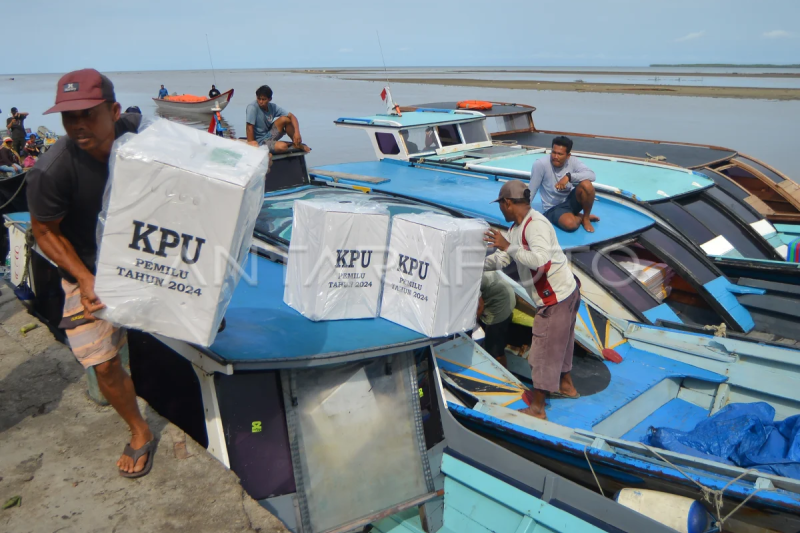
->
[492, 180, 528, 203]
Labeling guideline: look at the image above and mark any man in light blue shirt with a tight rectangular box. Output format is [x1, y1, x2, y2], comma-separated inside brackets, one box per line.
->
[528, 136, 599, 232]
[157, 85, 168, 99]
[246, 84, 310, 154]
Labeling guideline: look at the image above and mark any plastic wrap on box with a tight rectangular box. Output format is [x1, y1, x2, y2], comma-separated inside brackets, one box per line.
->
[380, 213, 487, 337]
[284, 198, 390, 321]
[94, 119, 269, 347]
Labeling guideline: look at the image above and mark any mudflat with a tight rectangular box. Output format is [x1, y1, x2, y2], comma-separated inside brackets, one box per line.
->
[341, 77, 800, 101]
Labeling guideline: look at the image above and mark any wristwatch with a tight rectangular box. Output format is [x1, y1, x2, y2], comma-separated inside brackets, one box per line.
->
[565, 172, 572, 180]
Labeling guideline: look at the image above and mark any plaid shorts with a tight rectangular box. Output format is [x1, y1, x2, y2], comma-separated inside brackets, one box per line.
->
[260, 125, 285, 154]
[61, 279, 127, 369]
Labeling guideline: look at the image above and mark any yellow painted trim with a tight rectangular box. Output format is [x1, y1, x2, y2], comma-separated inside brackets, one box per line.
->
[501, 396, 527, 407]
[437, 356, 520, 386]
[576, 314, 602, 351]
[351, 185, 371, 193]
[607, 338, 628, 350]
[441, 371, 524, 393]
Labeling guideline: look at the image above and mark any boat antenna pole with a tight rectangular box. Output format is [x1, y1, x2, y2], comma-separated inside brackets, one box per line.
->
[205, 33, 218, 87]
[376, 31, 401, 116]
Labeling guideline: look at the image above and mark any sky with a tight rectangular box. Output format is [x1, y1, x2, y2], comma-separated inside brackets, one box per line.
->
[4, 0, 800, 74]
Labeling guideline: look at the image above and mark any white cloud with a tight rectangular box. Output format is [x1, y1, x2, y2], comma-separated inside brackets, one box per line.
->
[763, 30, 793, 39]
[675, 31, 705, 42]
[338, 48, 353, 53]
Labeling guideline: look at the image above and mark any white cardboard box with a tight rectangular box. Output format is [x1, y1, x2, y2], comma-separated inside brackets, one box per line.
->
[284, 199, 390, 321]
[380, 213, 487, 337]
[94, 119, 269, 347]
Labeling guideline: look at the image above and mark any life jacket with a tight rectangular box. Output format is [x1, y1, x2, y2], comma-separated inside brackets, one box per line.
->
[457, 100, 493, 111]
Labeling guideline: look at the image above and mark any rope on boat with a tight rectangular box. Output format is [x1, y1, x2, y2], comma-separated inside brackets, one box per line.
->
[583, 447, 605, 497]
[703, 323, 727, 337]
[0, 172, 26, 211]
[641, 443, 768, 530]
[645, 152, 667, 161]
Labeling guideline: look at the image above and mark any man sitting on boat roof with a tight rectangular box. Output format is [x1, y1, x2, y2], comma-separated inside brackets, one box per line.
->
[484, 180, 581, 420]
[246, 84, 310, 154]
[529, 136, 599, 233]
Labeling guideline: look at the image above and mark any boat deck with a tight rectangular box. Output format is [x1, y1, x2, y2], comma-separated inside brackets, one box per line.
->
[421, 149, 714, 202]
[435, 336, 726, 435]
[496, 131, 738, 169]
[311, 160, 656, 250]
[204, 254, 429, 368]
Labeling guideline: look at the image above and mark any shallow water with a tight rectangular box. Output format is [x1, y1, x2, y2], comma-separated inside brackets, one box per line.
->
[1, 69, 798, 179]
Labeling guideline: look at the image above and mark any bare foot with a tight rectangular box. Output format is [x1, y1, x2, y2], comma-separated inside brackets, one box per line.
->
[297, 143, 311, 153]
[559, 373, 579, 398]
[519, 405, 547, 420]
[581, 218, 595, 233]
[117, 427, 154, 474]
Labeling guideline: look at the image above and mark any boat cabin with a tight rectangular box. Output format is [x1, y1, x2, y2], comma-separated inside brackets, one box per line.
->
[335, 108, 493, 161]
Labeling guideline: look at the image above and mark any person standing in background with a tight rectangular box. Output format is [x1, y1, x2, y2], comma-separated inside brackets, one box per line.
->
[9, 107, 29, 155]
[157, 85, 168, 99]
[208, 84, 221, 98]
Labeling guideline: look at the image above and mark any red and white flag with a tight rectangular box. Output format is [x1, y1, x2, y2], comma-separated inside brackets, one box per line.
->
[380, 88, 387, 101]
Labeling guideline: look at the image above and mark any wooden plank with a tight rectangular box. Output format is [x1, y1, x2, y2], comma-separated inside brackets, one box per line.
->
[311, 169, 390, 184]
[592, 378, 680, 438]
[573, 428, 800, 493]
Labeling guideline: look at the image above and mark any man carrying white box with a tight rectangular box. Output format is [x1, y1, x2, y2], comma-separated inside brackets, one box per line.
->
[26, 69, 155, 478]
[483, 180, 581, 421]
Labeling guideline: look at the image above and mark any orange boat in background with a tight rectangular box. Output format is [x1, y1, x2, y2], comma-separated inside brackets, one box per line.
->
[153, 88, 234, 114]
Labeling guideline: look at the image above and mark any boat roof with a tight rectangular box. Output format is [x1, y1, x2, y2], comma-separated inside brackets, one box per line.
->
[508, 131, 737, 170]
[402, 101, 535, 118]
[421, 150, 715, 202]
[310, 160, 656, 250]
[335, 109, 482, 129]
[204, 253, 429, 368]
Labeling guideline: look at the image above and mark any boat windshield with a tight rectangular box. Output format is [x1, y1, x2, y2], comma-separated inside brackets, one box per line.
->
[254, 188, 452, 244]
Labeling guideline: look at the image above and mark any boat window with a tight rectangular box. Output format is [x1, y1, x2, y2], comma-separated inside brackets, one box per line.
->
[265, 154, 310, 193]
[650, 201, 716, 244]
[571, 250, 659, 316]
[637, 227, 719, 285]
[436, 124, 462, 147]
[701, 187, 760, 224]
[695, 169, 752, 203]
[603, 238, 722, 326]
[459, 121, 489, 145]
[255, 188, 451, 244]
[400, 128, 439, 155]
[676, 197, 772, 260]
[485, 114, 532, 135]
[375, 132, 400, 155]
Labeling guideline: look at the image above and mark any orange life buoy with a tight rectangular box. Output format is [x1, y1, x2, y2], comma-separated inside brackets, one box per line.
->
[457, 100, 492, 110]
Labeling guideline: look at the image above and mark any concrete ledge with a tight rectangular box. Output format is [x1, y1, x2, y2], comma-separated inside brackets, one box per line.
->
[0, 284, 289, 533]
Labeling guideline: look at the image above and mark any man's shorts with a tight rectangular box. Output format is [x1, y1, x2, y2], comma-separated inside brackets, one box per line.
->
[543, 188, 582, 226]
[61, 279, 127, 369]
[259, 125, 285, 154]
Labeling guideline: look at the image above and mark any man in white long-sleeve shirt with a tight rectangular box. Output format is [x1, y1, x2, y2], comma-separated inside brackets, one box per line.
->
[529, 135, 599, 233]
[484, 180, 581, 420]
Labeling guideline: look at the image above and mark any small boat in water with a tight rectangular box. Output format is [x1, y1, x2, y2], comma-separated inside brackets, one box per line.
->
[152, 88, 234, 114]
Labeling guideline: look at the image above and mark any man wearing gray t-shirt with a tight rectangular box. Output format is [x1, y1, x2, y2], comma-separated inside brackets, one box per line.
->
[529, 136, 599, 232]
[245, 84, 310, 154]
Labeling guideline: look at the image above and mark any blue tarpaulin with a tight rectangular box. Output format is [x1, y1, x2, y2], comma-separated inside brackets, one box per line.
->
[643, 402, 800, 480]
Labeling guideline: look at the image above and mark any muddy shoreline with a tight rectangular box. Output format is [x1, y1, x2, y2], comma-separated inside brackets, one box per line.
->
[336, 77, 800, 101]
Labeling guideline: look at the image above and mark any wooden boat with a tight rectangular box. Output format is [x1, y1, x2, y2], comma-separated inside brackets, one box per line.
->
[402, 101, 800, 224]
[329, 108, 800, 283]
[152, 88, 233, 114]
[4, 153, 678, 533]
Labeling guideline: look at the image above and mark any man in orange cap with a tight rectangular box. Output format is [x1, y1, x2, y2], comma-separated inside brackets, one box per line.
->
[26, 69, 155, 478]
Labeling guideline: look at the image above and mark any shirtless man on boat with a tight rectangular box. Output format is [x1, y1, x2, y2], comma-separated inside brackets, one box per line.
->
[529, 136, 599, 233]
[245, 85, 310, 154]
